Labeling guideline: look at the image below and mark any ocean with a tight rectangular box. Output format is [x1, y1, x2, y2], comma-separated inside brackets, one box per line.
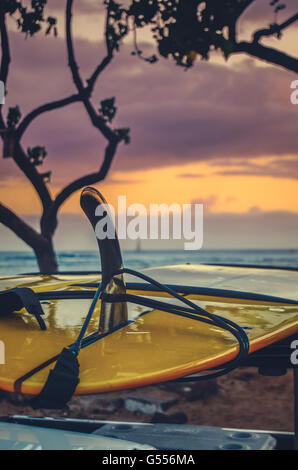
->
[0, 249, 298, 275]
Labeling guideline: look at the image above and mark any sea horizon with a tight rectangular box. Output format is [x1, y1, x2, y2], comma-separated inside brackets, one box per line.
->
[0, 248, 298, 276]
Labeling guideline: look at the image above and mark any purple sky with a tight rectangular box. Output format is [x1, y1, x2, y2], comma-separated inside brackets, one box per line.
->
[0, 0, 298, 251]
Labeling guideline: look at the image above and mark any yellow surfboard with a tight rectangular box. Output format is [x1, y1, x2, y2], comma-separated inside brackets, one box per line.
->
[0, 264, 297, 396]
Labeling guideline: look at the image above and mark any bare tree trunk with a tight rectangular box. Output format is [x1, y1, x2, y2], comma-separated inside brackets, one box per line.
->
[34, 237, 58, 274]
[0, 202, 58, 274]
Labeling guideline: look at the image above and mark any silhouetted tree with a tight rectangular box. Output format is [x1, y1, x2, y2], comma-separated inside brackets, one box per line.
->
[0, 0, 130, 273]
[112, 0, 297, 72]
[0, 1, 297, 273]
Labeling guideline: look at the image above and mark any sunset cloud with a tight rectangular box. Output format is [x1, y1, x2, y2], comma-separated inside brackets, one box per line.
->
[1, 30, 297, 183]
[212, 157, 298, 180]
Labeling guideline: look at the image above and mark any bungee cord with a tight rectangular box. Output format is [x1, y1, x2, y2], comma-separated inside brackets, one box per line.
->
[67, 267, 250, 382]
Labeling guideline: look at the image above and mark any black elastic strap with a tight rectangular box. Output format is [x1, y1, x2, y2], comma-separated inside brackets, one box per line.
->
[0, 287, 46, 330]
[29, 282, 103, 409]
[30, 348, 80, 409]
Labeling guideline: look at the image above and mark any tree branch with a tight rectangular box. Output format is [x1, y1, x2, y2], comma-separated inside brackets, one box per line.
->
[55, 140, 118, 209]
[86, 1, 113, 92]
[17, 2, 115, 138]
[239, 0, 256, 15]
[5, 0, 121, 240]
[227, 0, 256, 42]
[66, 0, 116, 141]
[253, 13, 298, 43]
[66, 0, 85, 93]
[86, 55, 113, 93]
[0, 201, 45, 249]
[34, 0, 123, 237]
[234, 41, 298, 73]
[0, 9, 52, 215]
[16, 92, 82, 139]
[12, 142, 53, 212]
[41, 140, 119, 236]
[0, 6, 10, 85]
[0, 106, 52, 212]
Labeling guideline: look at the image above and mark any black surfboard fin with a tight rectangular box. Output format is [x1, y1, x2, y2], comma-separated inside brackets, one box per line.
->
[80, 186, 127, 333]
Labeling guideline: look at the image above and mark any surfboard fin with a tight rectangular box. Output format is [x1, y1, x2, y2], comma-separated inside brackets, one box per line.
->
[80, 186, 128, 333]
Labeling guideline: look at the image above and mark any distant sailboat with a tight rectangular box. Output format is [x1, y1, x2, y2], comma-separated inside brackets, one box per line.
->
[136, 239, 142, 252]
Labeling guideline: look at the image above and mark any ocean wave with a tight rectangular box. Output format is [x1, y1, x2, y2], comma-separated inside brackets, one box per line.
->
[0, 249, 298, 275]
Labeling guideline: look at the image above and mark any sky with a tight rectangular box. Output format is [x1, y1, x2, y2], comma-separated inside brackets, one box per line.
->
[0, 0, 298, 251]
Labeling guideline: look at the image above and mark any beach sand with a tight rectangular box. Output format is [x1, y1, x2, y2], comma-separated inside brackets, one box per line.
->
[0, 367, 294, 433]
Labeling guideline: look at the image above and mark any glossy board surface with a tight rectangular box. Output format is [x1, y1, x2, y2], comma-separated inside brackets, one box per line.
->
[0, 265, 297, 395]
